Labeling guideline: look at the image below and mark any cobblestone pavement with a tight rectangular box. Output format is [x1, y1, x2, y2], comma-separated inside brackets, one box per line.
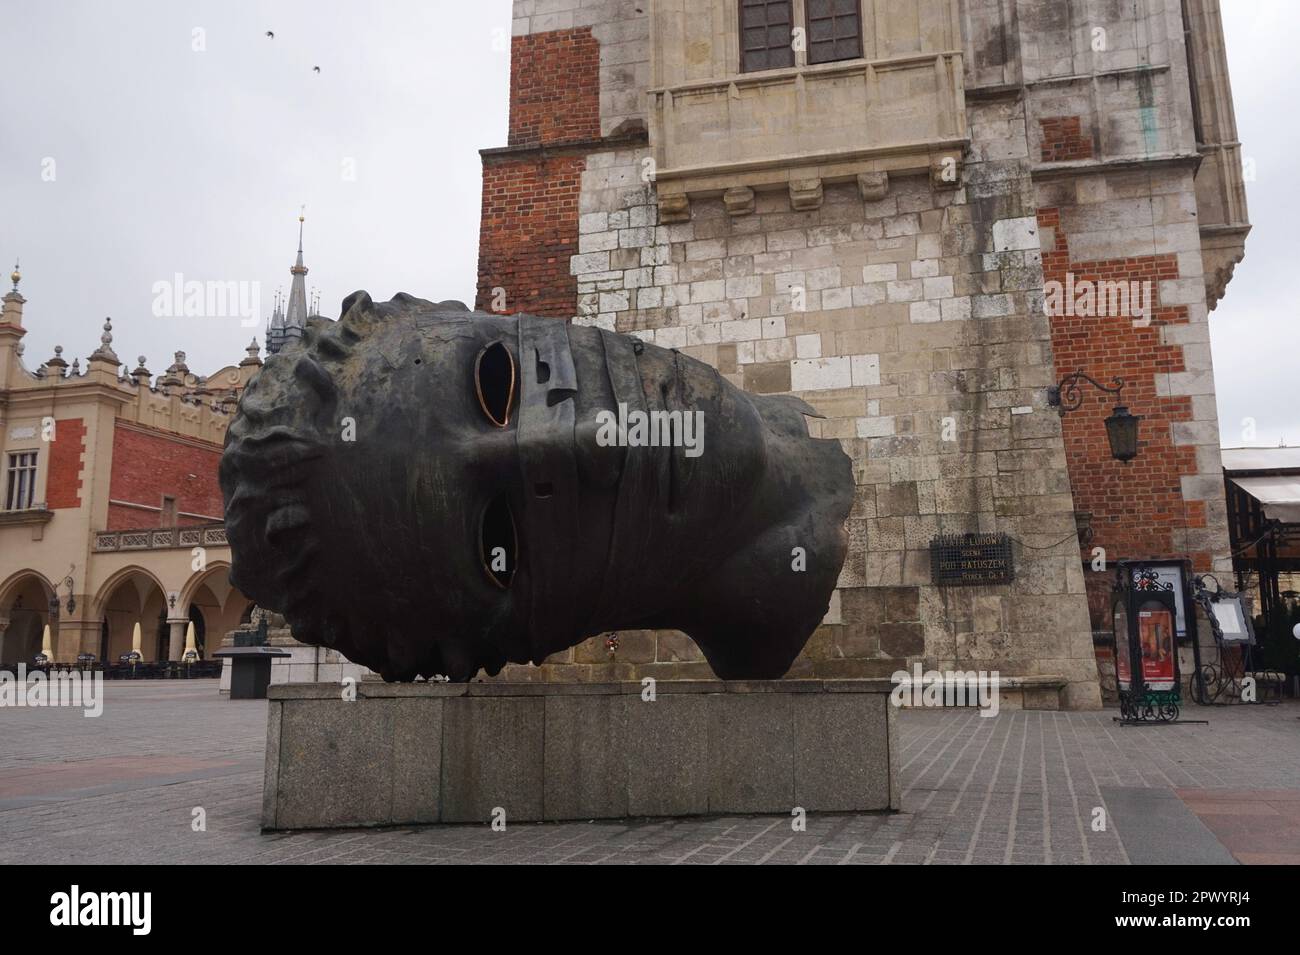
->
[1, 681, 1297, 864]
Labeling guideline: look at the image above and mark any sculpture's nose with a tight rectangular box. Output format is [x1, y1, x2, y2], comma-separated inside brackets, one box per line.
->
[514, 315, 582, 656]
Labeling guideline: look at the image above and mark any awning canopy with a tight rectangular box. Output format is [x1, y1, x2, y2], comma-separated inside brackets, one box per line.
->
[1222, 447, 1300, 472]
[1231, 476, 1300, 524]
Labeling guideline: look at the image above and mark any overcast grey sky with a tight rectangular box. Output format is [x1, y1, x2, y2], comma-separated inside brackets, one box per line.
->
[3, 0, 511, 374]
[2, 1, 1295, 446]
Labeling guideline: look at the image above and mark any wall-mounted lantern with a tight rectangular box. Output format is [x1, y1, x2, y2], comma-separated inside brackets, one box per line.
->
[1047, 369, 1143, 463]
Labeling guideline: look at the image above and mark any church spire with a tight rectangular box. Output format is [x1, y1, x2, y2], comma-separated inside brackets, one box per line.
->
[283, 207, 309, 337]
[267, 210, 311, 355]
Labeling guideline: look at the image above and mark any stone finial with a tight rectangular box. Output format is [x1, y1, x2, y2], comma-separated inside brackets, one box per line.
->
[241, 337, 263, 366]
[1, 260, 25, 322]
[46, 344, 68, 375]
[71, 358, 81, 375]
[90, 317, 119, 363]
[132, 356, 152, 386]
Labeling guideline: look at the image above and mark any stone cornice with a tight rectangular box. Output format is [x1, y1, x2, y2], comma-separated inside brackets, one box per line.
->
[479, 130, 650, 163]
[0, 378, 134, 408]
[0, 508, 54, 527]
[1031, 152, 1203, 180]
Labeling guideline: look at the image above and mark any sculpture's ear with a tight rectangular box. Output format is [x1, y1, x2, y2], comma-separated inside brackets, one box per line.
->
[340, 290, 373, 318]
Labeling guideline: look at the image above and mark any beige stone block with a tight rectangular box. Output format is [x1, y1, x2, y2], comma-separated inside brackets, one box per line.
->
[742, 361, 791, 394]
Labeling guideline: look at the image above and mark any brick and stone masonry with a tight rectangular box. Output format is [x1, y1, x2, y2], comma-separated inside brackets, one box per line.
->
[473, 0, 1245, 708]
[476, 27, 604, 318]
[46, 417, 87, 510]
[106, 421, 225, 530]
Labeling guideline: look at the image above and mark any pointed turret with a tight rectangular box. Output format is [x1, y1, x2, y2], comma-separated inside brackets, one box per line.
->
[283, 209, 309, 343]
[1, 260, 25, 330]
[0, 260, 26, 390]
[267, 211, 312, 355]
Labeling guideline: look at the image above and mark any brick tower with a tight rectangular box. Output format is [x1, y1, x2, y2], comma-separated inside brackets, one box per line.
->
[475, 0, 1251, 709]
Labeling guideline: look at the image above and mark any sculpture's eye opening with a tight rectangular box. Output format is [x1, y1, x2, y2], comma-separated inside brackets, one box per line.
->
[480, 492, 517, 589]
[474, 341, 516, 427]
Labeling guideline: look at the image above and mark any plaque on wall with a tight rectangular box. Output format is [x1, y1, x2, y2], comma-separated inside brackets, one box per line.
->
[929, 533, 1015, 586]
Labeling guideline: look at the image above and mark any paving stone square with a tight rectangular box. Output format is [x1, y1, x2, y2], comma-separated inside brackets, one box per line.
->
[1, 681, 1298, 864]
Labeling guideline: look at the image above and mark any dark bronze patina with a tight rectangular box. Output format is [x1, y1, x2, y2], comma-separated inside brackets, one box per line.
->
[220, 292, 853, 682]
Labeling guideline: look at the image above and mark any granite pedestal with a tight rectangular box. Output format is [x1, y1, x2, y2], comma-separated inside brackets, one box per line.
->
[262, 680, 899, 829]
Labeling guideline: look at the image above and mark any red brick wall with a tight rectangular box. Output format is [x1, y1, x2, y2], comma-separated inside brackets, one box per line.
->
[1039, 207, 1208, 630]
[46, 417, 86, 509]
[477, 154, 586, 318]
[1040, 117, 1094, 162]
[107, 422, 224, 530]
[507, 28, 601, 148]
[475, 26, 603, 319]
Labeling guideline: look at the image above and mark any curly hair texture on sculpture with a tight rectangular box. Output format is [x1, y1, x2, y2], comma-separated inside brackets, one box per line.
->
[220, 292, 482, 680]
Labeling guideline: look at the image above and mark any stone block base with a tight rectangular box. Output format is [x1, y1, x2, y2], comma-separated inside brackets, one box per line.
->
[262, 680, 898, 830]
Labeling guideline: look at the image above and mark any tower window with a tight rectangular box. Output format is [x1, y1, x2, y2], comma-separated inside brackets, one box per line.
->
[806, 0, 863, 65]
[5, 450, 37, 510]
[740, 0, 795, 73]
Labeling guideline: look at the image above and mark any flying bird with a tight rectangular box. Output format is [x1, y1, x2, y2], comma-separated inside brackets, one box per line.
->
[313, 66, 321, 73]
[265, 31, 274, 39]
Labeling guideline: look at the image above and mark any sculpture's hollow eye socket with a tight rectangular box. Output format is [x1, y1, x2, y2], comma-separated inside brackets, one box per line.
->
[475, 341, 516, 427]
[480, 493, 517, 589]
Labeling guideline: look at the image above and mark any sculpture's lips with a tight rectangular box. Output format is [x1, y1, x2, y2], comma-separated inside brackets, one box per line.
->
[220, 424, 327, 611]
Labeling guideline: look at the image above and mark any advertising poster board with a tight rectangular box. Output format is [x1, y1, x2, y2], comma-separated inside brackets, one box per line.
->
[1138, 608, 1177, 691]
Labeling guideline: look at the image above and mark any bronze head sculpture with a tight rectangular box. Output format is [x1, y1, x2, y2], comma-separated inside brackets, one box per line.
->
[220, 292, 853, 682]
